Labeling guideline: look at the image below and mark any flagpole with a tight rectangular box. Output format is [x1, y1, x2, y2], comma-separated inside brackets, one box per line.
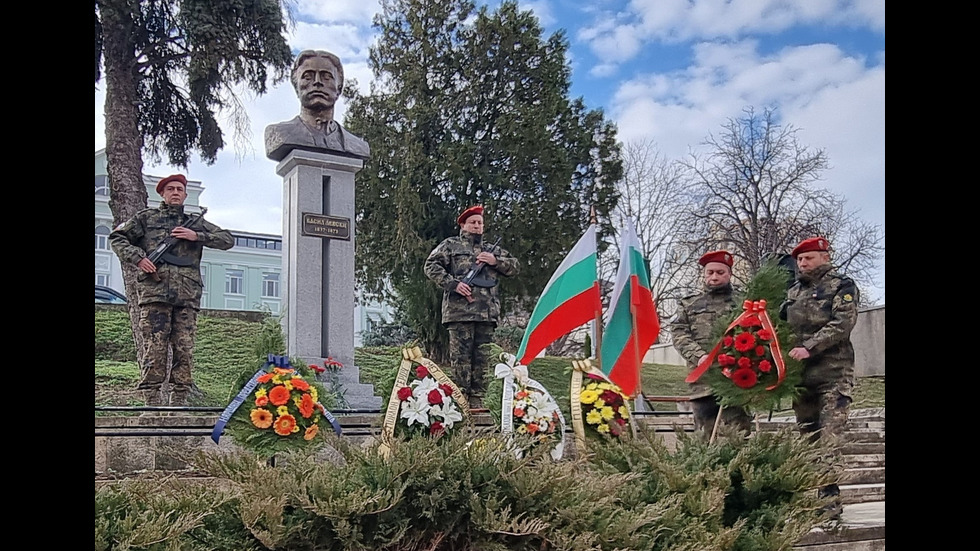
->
[590, 206, 602, 363]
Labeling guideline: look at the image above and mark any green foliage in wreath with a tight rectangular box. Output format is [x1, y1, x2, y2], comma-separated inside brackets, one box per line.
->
[223, 357, 333, 459]
[701, 260, 804, 413]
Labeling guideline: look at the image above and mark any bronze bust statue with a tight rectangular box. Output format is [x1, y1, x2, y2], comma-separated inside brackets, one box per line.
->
[265, 50, 371, 162]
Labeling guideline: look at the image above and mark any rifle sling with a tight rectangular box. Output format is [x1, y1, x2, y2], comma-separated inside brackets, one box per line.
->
[159, 252, 195, 267]
[469, 276, 497, 288]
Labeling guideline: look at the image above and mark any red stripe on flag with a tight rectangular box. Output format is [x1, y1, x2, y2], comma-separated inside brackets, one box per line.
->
[517, 282, 601, 367]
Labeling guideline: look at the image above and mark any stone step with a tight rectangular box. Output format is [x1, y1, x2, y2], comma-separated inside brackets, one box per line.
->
[841, 441, 884, 455]
[840, 483, 884, 505]
[793, 501, 885, 550]
[846, 454, 884, 469]
[842, 467, 884, 485]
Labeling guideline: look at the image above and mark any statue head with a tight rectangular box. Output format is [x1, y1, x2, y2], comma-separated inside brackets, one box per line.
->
[290, 50, 345, 115]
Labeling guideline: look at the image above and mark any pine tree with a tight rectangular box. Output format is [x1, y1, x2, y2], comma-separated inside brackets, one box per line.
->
[345, 0, 622, 363]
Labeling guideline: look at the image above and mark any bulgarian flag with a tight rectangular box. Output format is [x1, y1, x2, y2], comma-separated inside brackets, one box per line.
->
[599, 220, 660, 397]
[516, 225, 602, 367]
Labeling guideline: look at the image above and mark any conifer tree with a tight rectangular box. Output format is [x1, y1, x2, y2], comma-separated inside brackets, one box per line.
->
[345, 0, 622, 362]
[95, 0, 293, 359]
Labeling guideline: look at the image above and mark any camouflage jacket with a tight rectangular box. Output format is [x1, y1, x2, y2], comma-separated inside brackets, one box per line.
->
[423, 230, 520, 324]
[671, 283, 737, 398]
[780, 263, 860, 385]
[109, 202, 234, 308]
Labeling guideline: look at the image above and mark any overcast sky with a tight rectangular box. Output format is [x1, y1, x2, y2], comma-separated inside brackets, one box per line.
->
[95, 0, 885, 303]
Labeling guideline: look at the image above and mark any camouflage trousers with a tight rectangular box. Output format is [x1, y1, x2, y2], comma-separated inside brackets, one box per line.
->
[137, 302, 198, 394]
[690, 395, 753, 437]
[445, 321, 495, 399]
[794, 378, 853, 497]
[793, 377, 853, 443]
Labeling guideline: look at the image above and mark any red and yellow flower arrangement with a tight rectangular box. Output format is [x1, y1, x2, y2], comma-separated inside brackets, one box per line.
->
[579, 373, 632, 439]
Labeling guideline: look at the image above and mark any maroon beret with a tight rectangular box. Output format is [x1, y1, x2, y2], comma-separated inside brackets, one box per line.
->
[156, 174, 188, 195]
[457, 205, 484, 226]
[791, 237, 830, 257]
[698, 250, 733, 267]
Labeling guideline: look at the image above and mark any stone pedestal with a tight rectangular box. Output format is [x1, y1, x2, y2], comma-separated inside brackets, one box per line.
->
[275, 149, 381, 409]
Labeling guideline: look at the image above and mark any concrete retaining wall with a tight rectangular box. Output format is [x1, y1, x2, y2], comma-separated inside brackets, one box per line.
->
[645, 305, 885, 378]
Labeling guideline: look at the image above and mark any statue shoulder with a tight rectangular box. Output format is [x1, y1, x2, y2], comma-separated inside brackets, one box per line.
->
[338, 124, 371, 158]
[265, 117, 308, 161]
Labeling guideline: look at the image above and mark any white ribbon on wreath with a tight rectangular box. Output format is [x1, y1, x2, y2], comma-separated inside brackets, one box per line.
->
[494, 352, 566, 461]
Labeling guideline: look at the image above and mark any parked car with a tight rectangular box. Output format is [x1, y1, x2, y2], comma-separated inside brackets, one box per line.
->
[96, 285, 127, 304]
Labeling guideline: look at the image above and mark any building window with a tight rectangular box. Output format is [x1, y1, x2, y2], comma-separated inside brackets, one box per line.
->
[200, 265, 208, 291]
[95, 175, 109, 196]
[262, 272, 280, 298]
[95, 273, 110, 286]
[95, 224, 111, 250]
[225, 269, 244, 295]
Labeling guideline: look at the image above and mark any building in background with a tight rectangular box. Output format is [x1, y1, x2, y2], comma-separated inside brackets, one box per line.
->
[95, 149, 391, 346]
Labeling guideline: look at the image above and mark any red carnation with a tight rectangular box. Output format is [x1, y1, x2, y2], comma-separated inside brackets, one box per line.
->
[397, 386, 413, 401]
[737, 356, 752, 369]
[759, 360, 772, 373]
[430, 421, 444, 436]
[438, 383, 454, 396]
[415, 365, 430, 379]
[756, 329, 772, 341]
[310, 363, 326, 374]
[718, 354, 735, 366]
[723, 335, 734, 347]
[755, 345, 767, 357]
[427, 388, 445, 405]
[732, 367, 758, 388]
[739, 315, 762, 328]
[600, 389, 622, 405]
[722, 367, 732, 377]
[734, 332, 756, 352]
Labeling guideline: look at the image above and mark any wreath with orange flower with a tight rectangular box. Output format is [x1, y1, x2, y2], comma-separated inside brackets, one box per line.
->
[224, 357, 338, 457]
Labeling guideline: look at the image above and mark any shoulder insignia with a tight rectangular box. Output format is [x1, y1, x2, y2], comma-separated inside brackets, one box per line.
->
[842, 294, 853, 302]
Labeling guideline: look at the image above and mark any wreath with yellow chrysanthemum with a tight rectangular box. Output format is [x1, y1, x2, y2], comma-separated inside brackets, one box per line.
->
[579, 373, 632, 439]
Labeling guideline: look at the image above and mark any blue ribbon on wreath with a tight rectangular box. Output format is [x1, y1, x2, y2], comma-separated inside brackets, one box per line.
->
[211, 355, 342, 444]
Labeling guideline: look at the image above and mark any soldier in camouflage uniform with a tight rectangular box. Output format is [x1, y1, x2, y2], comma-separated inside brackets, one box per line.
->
[423, 205, 520, 408]
[671, 250, 753, 437]
[780, 236, 860, 516]
[110, 174, 234, 410]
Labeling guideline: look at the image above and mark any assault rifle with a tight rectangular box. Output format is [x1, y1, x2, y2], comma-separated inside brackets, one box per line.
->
[459, 235, 502, 304]
[145, 207, 208, 281]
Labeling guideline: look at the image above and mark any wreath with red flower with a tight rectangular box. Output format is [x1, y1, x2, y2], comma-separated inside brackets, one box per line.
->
[579, 373, 633, 439]
[380, 347, 469, 450]
[686, 261, 804, 412]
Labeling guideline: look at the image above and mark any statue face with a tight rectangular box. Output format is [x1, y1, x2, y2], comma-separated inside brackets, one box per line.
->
[296, 56, 340, 111]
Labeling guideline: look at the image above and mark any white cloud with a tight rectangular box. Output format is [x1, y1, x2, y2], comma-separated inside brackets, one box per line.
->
[610, 39, 884, 227]
[296, 0, 380, 25]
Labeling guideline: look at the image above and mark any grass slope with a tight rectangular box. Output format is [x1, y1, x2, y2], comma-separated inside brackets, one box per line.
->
[95, 308, 884, 416]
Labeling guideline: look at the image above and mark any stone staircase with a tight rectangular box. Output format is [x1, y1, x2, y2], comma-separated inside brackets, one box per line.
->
[766, 408, 886, 551]
[316, 360, 383, 410]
